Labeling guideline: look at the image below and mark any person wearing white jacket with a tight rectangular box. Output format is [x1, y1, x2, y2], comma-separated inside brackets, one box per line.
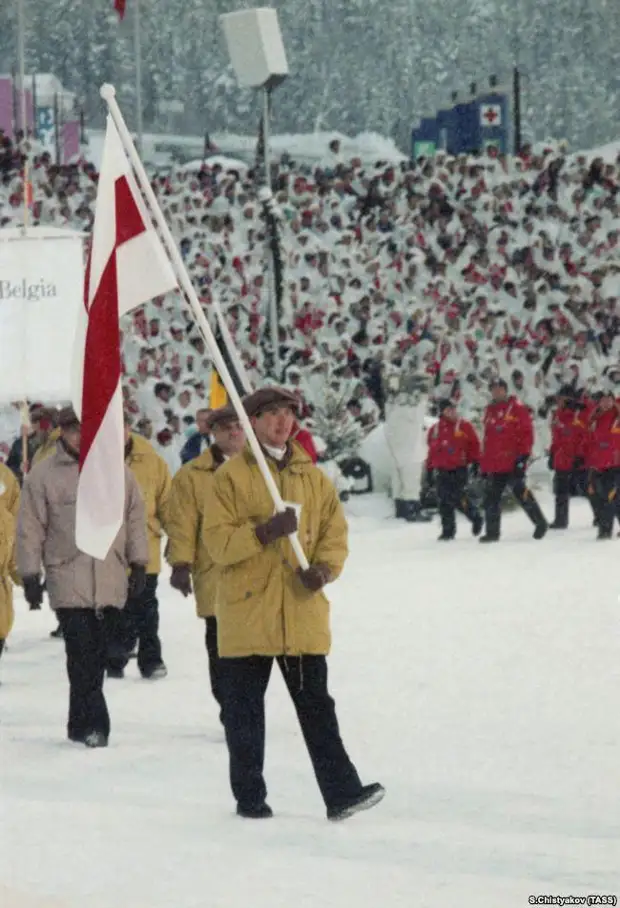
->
[383, 349, 433, 522]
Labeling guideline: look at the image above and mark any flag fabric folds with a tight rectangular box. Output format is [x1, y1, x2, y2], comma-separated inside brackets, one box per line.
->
[73, 114, 176, 560]
[114, 0, 127, 20]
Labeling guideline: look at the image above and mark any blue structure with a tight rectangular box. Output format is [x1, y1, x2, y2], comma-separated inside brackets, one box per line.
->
[411, 77, 511, 159]
[477, 89, 510, 154]
[411, 115, 438, 158]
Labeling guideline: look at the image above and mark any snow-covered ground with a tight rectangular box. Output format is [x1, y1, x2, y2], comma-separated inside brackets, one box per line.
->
[1, 492, 619, 908]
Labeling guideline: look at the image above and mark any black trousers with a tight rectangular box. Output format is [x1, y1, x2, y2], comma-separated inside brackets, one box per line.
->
[204, 617, 223, 721]
[112, 574, 163, 675]
[483, 472, 546, 538]
[552, 470, 572, 527]
[436, 467, 479, 537]
[219, 654, 362, 811]
[589, 468, 619, 535]
[57, 608, 114, 741]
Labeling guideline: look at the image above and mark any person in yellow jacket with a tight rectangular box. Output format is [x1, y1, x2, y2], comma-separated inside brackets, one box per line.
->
[0, 498, 20, 667]
[0, 461, 21, 519]
[166, 404, 245, 721]
[201, 386, 385, 822]
[112, 416, 172, 680]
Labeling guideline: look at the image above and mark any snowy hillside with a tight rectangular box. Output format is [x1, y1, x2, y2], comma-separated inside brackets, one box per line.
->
[1, 492, 618, 908]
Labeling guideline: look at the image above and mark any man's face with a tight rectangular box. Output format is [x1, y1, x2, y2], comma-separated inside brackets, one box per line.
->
[491, 385, 507, 402]
[252, 404, 295, 448]
[212, 419, 245, 457]
[443, 405, 457, 422]
[196, 410, 211, 435]
[62, 426, 81, 453]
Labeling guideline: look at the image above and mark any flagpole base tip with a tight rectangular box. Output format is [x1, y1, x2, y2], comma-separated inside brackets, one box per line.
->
[100, 84, 116, 101]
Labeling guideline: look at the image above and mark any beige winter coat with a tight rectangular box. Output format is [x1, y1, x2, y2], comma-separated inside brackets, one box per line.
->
[16, 443, 148, 610]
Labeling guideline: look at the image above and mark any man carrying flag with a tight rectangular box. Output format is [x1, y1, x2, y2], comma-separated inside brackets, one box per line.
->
[20, 110, 179, 746]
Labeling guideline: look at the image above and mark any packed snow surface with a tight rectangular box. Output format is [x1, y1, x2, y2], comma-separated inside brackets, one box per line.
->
[1, 493, 619, 908]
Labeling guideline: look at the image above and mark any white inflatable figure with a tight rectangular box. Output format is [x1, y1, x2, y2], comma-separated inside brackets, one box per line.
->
[383, 347, 432, 521]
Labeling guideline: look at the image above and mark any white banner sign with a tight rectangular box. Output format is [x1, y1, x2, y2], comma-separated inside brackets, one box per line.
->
[0, 230, 84, 403]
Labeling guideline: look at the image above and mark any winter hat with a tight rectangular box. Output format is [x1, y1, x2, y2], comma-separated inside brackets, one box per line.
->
[208, 404, 240, 430]
[57, 406, 80, 429]
[489, 378, 508, 391]
[243, 386, 299, 419]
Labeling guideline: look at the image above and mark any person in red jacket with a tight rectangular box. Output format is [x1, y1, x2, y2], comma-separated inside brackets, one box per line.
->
[547, 385, 588, 529]
[426, 399, 483, 540]
[292, 423, 318, 463]
[479, 378, 548, 542]
[584, 387, 620, 540]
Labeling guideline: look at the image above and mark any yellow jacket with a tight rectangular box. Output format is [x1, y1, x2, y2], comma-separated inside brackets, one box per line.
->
[0, 502, 18, 640]
[166, 446, 226, 618]
[31, 429, 61, 467]
[125, 433, 171, 574]
[201, 442, 348, 658]
[0, 462, 20, 519]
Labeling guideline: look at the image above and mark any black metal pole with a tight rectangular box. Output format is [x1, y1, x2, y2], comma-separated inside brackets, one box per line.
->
[513, 66, 522, 155]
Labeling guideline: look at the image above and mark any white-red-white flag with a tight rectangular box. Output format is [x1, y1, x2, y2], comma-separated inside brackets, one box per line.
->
[73, 114, 177, 560]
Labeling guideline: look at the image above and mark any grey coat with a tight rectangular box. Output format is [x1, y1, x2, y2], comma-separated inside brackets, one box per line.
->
[16, 443, 148, 610]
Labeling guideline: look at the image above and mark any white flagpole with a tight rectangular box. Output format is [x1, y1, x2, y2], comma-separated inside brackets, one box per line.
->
[212, 298, 253, 394]
[100, 84, 309, 570]
[133, 0, 143, 154]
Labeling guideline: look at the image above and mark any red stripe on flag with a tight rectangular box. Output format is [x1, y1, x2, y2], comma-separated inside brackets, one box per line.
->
[79, 174, 146, 469]
[79, 253, 121, 469]
[114, 0, 126, 19]
[115, 174, 146, 245]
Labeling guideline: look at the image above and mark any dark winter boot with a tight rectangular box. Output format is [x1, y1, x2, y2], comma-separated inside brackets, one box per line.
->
[394, 499, 406, 519]
[471, 512, 483, 536]
[0, 638, 5, 660]
[549, 496, 569, 529]
[236, 802, 273, 819]
[84, 731, 108, 748]
[519, 490, 548, 539]
[403, 501, 433, 523]
[50, 623, 63, 639]
[327, 782, 386, 822]
[480, 506, 500, 542]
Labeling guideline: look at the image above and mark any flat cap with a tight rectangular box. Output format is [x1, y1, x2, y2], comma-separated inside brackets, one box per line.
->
[243, 386, 299, 419]
[57, 406, 80, 429]
[208, 404, 240, 429]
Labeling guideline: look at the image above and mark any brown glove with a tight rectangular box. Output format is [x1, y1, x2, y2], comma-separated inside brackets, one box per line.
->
[170, 563, 192, 597]
[255, 507, 298, 546]
[297, 563, 331, 592]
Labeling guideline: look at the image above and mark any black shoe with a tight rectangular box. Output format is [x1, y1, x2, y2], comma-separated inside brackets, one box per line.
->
[437, 532, 455, 541]
[68, 732, 85, 744]
[84, 731, 108, 748]
[549, 521, 568, 530]
[471, 513, 483, 536]
[50, 625, 63, 639]
[597, 529, 612, 540]
[479, 534, 499, 543]
[394, 499, 406, 519]
[107, 667, 125, 679]
[533, 522, 548, 540]
[403, 501, 433, 523]
[141, 662, 167, 680]
[327, 782, 386, 822]
[236, 802, 273, 819]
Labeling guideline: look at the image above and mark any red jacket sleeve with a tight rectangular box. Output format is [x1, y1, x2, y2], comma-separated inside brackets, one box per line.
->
[464, 421, 481, 464]
[516, 404, 534, 458]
